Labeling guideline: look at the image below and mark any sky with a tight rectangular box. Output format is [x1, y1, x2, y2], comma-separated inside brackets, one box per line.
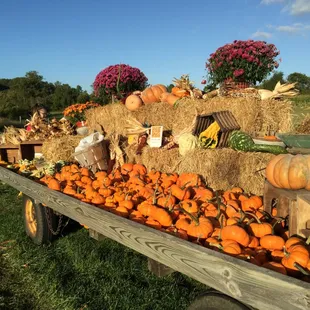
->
[1, 0, 310, 93]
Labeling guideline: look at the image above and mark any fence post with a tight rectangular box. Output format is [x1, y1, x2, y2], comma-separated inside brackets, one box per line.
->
[19, 116, 22, 123]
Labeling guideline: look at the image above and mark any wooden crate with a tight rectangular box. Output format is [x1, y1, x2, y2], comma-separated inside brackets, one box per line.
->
[0, 140, 44, 163]
[192, 111, 240, 148]
[263, 180, 310, 238]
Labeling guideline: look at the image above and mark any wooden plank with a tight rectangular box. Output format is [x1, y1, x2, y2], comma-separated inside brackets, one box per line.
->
[295, 195, 310, 238]
[147, 258, 175, 277]
[0, 166, 309, 310]
[89, 229, 106, 241]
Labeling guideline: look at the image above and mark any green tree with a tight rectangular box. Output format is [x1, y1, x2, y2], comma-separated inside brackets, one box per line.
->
[287, 72, 310, 93]
[166, 84, 174, 92]
[77, 91, 90, 103]
[259, 71, 285, 90]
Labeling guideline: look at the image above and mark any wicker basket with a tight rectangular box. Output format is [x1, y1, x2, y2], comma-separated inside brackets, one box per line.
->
[73, 140, 108, 173]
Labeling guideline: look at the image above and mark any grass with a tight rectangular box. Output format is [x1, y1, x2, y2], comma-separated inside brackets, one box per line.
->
[0, 183, 205, 310]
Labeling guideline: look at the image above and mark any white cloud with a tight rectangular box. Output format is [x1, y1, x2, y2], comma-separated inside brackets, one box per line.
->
[276, 25, 300, 33]
[282, 0, 310, 15]
[251, 31, 273, 38]
[261, 0, 284, 4]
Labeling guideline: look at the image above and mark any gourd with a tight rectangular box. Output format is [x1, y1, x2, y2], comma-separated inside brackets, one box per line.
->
[265, 154, 310, 190]
[141, 84, 167, 104]
[229, 131, 287, 155]
[199, 121, 221, 149]
[160, 92, 180, 106]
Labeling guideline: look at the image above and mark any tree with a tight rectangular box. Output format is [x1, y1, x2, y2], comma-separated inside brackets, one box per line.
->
[259, 71, 285, 90]
[77, 91, 90, 103]
[166, 84, 174, 92]
[287, 72, 310, 93]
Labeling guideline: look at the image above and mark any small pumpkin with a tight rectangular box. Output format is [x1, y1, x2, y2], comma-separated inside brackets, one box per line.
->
[221, 225, 250, 247]
[171, 86, 190, 98]
[282, 244, 309, 270]
[187, 217, 214, 239]
[125, 94, 143, 111]
[262, 262, 287, 275]
[260, 235, 285, 251]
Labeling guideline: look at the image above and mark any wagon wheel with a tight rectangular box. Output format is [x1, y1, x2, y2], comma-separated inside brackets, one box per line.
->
[187, 289, 254, 310]
[23, 195, 63, 245]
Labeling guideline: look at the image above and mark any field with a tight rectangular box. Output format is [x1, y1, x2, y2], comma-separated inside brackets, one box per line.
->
[0, 96, 310, 310]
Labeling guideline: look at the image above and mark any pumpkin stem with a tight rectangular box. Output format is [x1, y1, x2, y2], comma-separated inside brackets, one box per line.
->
[164, 189, 172, 208]
[294, 262, 310, 276]
[244, 211, 262, 224]
[180, 181, 191, 190]
[272, 218, 285, 235]
[305, 236, 310, 245]
[176, 205, 199, 225]
[209, 243, 223, 250]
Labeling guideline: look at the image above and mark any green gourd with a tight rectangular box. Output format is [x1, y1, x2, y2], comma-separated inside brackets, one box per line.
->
[229, 131, 287, 155]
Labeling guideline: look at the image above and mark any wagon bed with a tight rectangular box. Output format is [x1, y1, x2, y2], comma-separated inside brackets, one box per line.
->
[0, 166, 309, 310]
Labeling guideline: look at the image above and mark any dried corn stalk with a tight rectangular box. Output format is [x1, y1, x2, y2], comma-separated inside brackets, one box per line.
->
[125, 117, 150, 136]
[173, 74, 203, 99]
[258, 81, 299, 100]
[109, 133, 124, 169]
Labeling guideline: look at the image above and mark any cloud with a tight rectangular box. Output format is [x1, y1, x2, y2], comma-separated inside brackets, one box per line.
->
[268, 22, 310, 34]
[290, 0, 310, 15]
[261, 0, 284, 4]
[251, 31, 273, 38]
[276, 25, 300, 33]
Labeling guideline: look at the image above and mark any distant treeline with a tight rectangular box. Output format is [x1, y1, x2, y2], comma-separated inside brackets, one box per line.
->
[0, 71, 91, 119]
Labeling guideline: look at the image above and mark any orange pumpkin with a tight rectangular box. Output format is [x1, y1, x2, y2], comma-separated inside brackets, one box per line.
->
[221, 225, 250, 247]
[159, 92, 181, 106]
[187, 217, 214, 239]
[262, 262, 287, 275]
[266, 154, 310, 190]
[282, 244, 310, 270]
[171, 86, 190, 98]
[141, 84, 167, 104]
[125, 94, 143, 111]
[260, 235, 285, 251]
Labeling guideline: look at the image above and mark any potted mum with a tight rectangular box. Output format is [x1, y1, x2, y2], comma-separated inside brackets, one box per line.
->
[63, 101, 100, 134]
[205, 40, 280, 88]
[93, 64, 148, 104]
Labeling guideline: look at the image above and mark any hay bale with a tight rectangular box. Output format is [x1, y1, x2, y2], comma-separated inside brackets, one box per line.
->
[86, 97, 293, 138]
[128, 147, 274, 195]
[172, 97, 293, 136]
[42, 136, 82, 162]
[85, 103, 131, 136]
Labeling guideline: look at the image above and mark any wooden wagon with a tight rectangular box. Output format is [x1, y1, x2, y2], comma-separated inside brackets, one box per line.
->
[0, 166, 309, 310]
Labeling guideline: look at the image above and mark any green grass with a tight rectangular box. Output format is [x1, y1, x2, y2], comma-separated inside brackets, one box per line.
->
[0, 183, 205, 310]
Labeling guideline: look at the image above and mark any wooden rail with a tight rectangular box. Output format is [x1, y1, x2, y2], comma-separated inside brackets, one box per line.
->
[0, 166, 309, 310]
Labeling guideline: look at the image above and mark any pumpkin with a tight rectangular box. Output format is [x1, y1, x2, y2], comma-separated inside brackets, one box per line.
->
[141, 84, 167, 104]
[187, 217, 214, 239]
[260, 235, 285, 251]
[125, 94, 143, 111]
[266, 154, 310, 190]
[48, 179, 61, 191]
[171, 86, 190, 98]
[247, 214, 272, 238]
[285, 236, 305, 249]
[248, 236, 259, 249]
[152, 208, 173, 227]
[171, 184, 191, 201]
[262, 262, 287, 275]
[221, 225, 250, 247]
[160, 92, 180, 106]
[180, 200, 199, 214]
[175, 218, 191, 231]
[282, 244, 310, 270]
[177, 173, 202, 188]
[271, 250, 285, 263]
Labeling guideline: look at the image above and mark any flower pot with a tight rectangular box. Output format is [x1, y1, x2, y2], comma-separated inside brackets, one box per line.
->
[223, 78, 250, 89]
[76, 121, 87, 128]
[76, 126, 89, 136]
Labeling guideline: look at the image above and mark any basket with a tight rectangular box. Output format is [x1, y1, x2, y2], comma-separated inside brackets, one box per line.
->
[192, 111, 240, 148]
[73, 140, 108, 173]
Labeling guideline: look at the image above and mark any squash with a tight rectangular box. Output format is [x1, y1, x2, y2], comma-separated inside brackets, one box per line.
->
[266, 154, 310, 190]
[141, 84, 167, 104]
[125, 94, 143, 111]
[171, 86, 190, 98]
[160, 92, 180, 105]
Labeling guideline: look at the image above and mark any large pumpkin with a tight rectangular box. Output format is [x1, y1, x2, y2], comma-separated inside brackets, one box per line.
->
[141, 84, 167, 104]
[265, 154, 310, 190]
[125, 94, 143, 111]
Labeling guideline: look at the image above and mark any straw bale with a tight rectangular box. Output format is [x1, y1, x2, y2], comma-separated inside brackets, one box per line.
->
[86, 97, 292, 138]
[128, 147, 274, 195]
[42, 135, 82, 163]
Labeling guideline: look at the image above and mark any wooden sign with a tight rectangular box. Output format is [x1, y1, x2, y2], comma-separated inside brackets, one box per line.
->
[149, 126, 163, 148]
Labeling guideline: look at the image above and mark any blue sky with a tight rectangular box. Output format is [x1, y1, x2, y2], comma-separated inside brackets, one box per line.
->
[1, 0, 310, 93]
